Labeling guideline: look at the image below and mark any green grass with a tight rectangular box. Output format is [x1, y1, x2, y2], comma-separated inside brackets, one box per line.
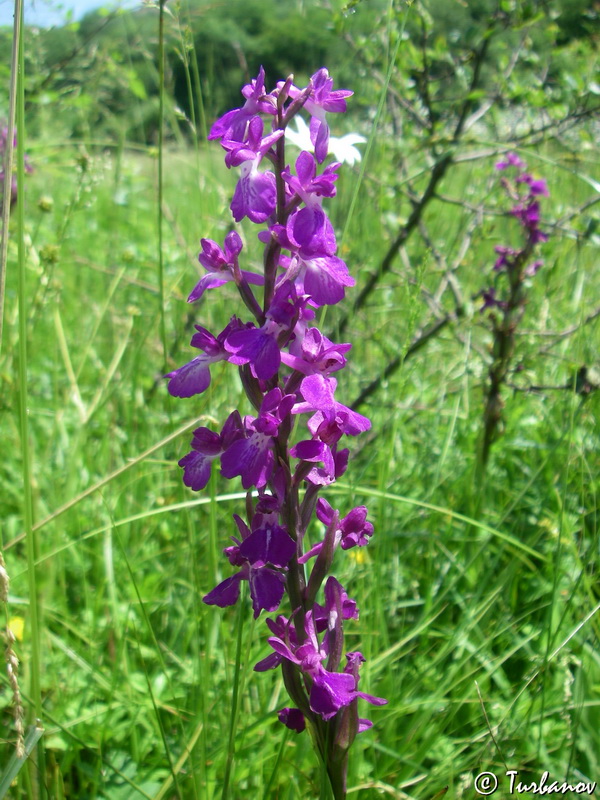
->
[1, 48, 599, 800]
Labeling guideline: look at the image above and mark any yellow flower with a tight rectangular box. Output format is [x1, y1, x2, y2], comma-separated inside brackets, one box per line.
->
[8, 616, 25, 642]
[348, 549, 368, 565]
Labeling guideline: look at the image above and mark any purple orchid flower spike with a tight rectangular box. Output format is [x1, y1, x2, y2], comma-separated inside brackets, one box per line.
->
[209, 65, 276, 142]
[203, 515, 295, 618]
[188, 232, 264, 303]
[168, 68, 385, 797]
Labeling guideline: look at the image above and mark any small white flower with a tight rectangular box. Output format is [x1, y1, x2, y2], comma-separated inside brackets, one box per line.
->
[285, 116, 313, 151]
[285, 116, 366, 166]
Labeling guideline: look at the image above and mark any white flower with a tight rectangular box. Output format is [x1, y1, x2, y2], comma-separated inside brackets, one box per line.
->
[285, 115, 313, 151]
[285, 116, 366, 166]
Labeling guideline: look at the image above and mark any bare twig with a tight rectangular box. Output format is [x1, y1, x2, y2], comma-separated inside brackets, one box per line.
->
[335, 32, 495, 338]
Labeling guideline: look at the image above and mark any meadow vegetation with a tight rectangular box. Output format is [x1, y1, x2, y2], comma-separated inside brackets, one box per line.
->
[1, 0, 599, 798]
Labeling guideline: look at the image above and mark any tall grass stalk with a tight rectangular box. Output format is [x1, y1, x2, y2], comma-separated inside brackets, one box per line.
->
[221, 592, 247, 800]
[0, 0, 21, 353]
[0, 724, 44, 800]
[157, 0, 168, 370]
[15, 0, 45, 793]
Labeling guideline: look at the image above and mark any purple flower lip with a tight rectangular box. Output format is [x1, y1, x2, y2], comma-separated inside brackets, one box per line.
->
[188, 233, 264, 303]
[299, 499, 373, 563]
[220, 389, 296, 489]
[177, 410, 244, 491]
[203, 521, 295, 618]
[293, 374, 371, 435]
[165, 318, 248, 398]
[263, 610, 386, 720]
[208, 65, 276, 142]
[285, 68, 353, 163]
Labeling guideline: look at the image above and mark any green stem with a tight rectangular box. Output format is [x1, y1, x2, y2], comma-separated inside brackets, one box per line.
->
[478, 241, 533, 474]
[0, 0, 21, 354]
[16, 3, 46, 794]
[157, 0, 168, 371]
[221, 593, 246, 800]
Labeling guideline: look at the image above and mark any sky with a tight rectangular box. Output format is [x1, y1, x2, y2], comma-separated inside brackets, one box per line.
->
[0, 0, 139, 28]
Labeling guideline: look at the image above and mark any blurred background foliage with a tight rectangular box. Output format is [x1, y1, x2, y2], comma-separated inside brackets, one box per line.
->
[0, 0, 598, 147]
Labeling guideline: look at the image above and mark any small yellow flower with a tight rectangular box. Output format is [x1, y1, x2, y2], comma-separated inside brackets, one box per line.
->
[348, 549, 367, 565]
[8, 616, 25, 642]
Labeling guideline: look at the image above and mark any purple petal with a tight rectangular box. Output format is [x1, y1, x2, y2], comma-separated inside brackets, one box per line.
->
[165, 356, 212, 398]
[221, 410, 245, 449]
[188, 274, 230, 303]
[296, 150, 316, 186]
[225, 328, 280, 380]
[335, 406, 371, 435]
[314, 120, 329, 163]
[221, 432, 274, 489]
[198, 238, 226, 270]
[178, 449, 213, 491]
[298, 541, 323, 564]
[203, 572, 243, 608]
[324, 576, 359, 621]
[254, 652, 282, 672]
[190, 427, 222, 455]
[303, 256, 354, 306]
[356, 691, 388, 706]
[278, 708, 306, 733]
[248, 568, 286, 617]
[316, 497, 335, 526]
[303, 373, 336, 409]
[290, 439, 327, 462]
[267, 636, 300, 665]
[224, 230, 243, 259]
[239, 269, 265, 287]
[309, 669, 357, 720]
[238, 525, 295, 568]
[231, 169, 277, 224]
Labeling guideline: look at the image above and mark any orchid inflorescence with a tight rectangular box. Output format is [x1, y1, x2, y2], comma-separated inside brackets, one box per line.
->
[478, 151, 549, 467]
[166, 67, 385, 797]
[480, 151, 549, 313]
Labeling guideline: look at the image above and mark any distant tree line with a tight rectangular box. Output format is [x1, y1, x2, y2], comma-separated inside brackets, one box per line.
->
[0, 0, 597, 146]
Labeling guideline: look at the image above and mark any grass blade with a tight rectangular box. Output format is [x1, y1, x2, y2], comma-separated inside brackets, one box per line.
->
[0, 725, 44, 800]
